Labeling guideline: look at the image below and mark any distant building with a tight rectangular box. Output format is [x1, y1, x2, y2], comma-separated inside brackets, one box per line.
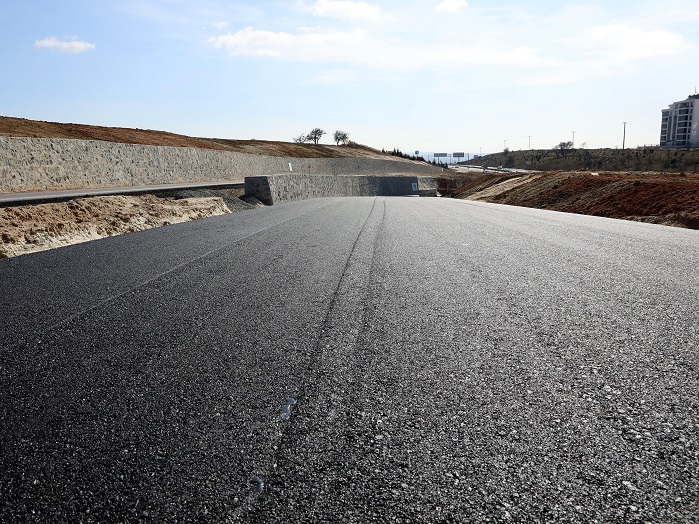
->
[660, 94, 699, 147]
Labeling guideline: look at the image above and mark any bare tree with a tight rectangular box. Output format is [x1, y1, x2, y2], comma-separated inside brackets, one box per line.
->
[292, 134, 309, 144]
[333, 130, 349, 145]
[307, 128, 326, 144]
[553, 141, 574, 158]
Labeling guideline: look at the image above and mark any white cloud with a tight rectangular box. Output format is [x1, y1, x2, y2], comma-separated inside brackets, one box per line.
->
[436, 0, 468, 14]
[210, 27, 370, 60]
[208, 7, 691, 89]
[308, 0, 382, 21]
[209, 26, 547, 72]
[587, 24, 689, 60]
[34, 37, 96, 53]
[517, 24, 691, 87]
[212, 21, 230, 30]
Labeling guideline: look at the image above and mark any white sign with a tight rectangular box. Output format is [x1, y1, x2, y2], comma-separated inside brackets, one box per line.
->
[288, 163, 293, 172]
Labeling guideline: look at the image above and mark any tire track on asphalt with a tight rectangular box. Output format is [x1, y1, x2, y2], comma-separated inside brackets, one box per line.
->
[244, 197, 386, 521]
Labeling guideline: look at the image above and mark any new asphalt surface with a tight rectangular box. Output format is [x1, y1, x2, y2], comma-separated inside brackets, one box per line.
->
[1, 197, 698, 522]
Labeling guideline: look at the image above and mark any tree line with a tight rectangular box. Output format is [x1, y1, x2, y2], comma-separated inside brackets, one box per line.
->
[293, 128, 351, 146]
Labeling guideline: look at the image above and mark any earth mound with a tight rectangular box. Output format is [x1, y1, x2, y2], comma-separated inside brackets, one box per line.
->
[0, 194, 231, 258]
[451, 170, 699, 229]
[0, 116, 420, 161]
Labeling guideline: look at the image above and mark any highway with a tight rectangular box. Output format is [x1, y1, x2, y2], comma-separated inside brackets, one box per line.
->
[1, 197, 697, 522]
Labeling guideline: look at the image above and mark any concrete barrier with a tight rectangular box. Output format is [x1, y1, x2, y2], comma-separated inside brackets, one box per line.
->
[0, 136, 441, 193]
[245, 174, 439, 205]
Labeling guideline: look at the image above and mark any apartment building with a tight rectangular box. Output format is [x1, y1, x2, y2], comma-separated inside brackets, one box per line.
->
[660, 94, 699, 147]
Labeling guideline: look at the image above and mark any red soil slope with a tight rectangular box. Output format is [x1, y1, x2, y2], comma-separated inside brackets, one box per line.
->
[0, 116, 418, 161]
[454, 171, 699, 229]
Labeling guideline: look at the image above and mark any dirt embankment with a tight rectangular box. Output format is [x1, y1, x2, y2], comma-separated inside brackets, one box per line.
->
[0, 116, 422, 162]
[0, 194, 239, 258]
[452, 171, 699, 229]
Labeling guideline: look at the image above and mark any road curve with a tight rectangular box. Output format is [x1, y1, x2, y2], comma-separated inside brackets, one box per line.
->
[1, 197, 697, 522]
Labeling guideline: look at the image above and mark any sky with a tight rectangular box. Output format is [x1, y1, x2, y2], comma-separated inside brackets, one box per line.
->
[1, 0, 697, 155]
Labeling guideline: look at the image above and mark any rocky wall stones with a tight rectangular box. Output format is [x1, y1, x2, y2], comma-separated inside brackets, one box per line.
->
[0, 137, 441, 193]
[245, 174, 439, 205]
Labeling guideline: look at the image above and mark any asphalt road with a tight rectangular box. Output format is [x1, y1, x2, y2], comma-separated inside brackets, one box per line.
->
[1, 197, 698, 523]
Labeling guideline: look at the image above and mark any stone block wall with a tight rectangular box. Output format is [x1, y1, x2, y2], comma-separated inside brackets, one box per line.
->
[0, 136, 441, 193]
[245, 174, 439, 205]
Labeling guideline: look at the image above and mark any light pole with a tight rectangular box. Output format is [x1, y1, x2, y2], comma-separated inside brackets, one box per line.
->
[528, 136, 532, 150]
[571, 131, 575, 148]
[622, 122, 627, 149]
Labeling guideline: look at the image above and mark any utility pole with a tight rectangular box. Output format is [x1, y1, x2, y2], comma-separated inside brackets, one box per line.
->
[622, 122, 627, 149]
[528, 136, 531, 150]
[571, 131, 575, 148]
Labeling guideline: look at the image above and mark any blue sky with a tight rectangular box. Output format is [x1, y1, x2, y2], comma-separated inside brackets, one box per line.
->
[1, 1, 697, 154]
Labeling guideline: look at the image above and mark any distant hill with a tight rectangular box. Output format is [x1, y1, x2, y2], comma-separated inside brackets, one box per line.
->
[0, 116, 423, 163]
[465, 147, 699, 173]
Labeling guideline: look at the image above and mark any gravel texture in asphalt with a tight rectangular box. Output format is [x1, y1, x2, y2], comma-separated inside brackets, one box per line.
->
[1, 197, 697, 522]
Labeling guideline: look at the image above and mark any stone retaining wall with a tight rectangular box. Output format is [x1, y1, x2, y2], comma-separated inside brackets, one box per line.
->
[0, 136, 441, 193]
[245, 174, 439, 205]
